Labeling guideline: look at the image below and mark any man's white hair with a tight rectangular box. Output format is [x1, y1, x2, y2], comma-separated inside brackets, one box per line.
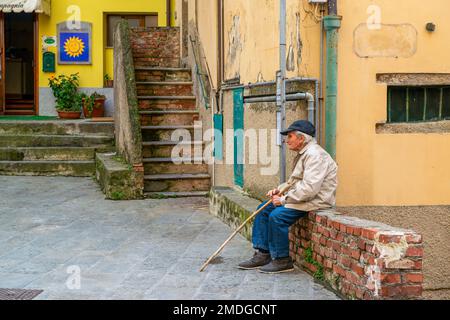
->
[295, 131, 315, 144]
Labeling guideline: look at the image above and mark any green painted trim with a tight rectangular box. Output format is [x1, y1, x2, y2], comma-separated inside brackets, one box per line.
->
[233, 88, 244, 188]
[324, 15, 342, 160]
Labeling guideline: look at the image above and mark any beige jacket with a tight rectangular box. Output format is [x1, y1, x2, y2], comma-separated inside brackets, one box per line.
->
[278, 140, 338, 212]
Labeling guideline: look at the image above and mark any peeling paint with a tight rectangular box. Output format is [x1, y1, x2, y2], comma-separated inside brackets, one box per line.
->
[226, 15, 243, 80]
[365, 231, 409, 297]
[296, 12, 303, 69]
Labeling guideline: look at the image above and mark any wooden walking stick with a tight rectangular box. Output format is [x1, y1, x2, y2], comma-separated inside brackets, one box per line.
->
[199, 184, 292, 272]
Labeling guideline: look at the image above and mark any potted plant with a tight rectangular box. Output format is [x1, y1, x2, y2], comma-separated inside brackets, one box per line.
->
[104, 74, 113, 88]
[48, 73, 82, 119]
[81, 92, 106, 118]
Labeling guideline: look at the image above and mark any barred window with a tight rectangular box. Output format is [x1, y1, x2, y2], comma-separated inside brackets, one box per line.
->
[388, 86, 450, 123]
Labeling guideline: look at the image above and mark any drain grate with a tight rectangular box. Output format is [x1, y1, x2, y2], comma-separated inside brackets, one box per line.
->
[0, 289, 43, 300]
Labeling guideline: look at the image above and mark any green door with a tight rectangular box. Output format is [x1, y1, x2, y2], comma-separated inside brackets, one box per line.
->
[233, 88, 244, 187]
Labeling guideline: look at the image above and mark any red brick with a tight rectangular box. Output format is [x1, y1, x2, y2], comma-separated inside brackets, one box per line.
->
[406, 234, 423, 244]
[357, 239, 366, 250]
[363, 291, 374, 300]
[304, 261, 318, 273]
[320, 216, 328, 227]
[314, 215, 322, 223]
[317, 226, 324, 234]
[351, 249, 361, 260]
[385, 259, 415, 270]
[326, 219, 333, 228]
[352, 227, 362, 236]
[399, 285, 423, 297]
[378, 234, 403, 244]
[339, 224, 347, 233]
[338, 255, 352, 268]
[333, 264, 346, 277]
[316, 255, 324, 264]
[301, 239, 310, 248]
[330, 229, 338, 239]
[381, 286, 401, 297]
[332, 242, 341, 252]
[326, 239, 333, 248]
[380, 273, 401, 284]
[323, 258, 334, 269]
[403, 273, 423, 284]
[366, 244, 374, 253]
[309, 212, 317, 220]
[346, 226, 354, 235]
[361, 228, 378, 240]
[406, 246, 423, 257]
[311, 233, 320, 243]
[332, 221, 341, 230]
[312, 225, 318, 233]
[351, 263, 365, 276]
[336, 232, 345, 242]
[320, 236, 327, 246]
[322, 229, 330, 238]
[341, 246, 352, 256]
[300, 229, 306, 238]
[355, 287, 364, 299]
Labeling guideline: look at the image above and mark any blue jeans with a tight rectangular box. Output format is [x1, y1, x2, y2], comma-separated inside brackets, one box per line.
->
[252, 201, 308, 259]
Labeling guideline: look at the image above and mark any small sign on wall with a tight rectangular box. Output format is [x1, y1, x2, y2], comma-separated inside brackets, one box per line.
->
[57, 22, 92, 65]
[42, 36, 57, 50]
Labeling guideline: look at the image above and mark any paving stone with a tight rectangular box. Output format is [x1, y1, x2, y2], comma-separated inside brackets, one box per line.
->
[0, 176, 339, 300]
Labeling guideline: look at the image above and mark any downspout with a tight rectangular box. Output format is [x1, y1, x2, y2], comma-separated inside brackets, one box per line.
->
[323, 0, 341, 160]
[166, 0, 171, 27]
[279, 0, 287, 183]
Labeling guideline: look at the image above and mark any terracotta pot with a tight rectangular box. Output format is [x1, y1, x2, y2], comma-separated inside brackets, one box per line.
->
[57, 111, 82, 119]
[105, 80, 114, 88]
[83, 97, 106, 118]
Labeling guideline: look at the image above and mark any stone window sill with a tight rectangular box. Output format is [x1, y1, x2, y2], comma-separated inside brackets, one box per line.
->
[376, 120, 450, 134]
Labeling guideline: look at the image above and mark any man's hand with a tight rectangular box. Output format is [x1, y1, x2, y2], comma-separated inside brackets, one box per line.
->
[272, 195, 283, 207]
[266, 189, 280, 197]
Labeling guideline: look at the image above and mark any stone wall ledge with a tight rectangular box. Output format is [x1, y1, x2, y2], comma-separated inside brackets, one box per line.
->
[209, 187, 424, 300]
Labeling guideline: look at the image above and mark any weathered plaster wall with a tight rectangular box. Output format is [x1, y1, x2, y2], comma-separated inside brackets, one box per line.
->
[339, 205, 450, 299]
[337, 0, 450, 206]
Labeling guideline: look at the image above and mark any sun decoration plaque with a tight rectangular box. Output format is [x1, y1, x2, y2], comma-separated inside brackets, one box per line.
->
[57, 22, 92, 65]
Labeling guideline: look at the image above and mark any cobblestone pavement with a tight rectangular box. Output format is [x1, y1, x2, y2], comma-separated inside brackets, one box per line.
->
[0, 177, 339, 300]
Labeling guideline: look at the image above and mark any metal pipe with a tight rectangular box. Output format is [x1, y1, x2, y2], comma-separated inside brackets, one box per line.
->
[319, 5, 325, 146]
[279, 0, 287, 183]
[244, 92, 315, 125]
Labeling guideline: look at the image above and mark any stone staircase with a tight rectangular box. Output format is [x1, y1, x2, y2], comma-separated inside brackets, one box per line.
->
[0, 121, 114, 176]
[131, 28, 210, 197]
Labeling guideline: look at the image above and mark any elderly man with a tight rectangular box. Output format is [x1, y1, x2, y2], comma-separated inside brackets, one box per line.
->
[238, 120, 338, 274]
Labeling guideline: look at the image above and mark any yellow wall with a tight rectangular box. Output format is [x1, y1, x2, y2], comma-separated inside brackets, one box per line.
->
[337, 0, 450, 206]
[39, 0, 170, 88]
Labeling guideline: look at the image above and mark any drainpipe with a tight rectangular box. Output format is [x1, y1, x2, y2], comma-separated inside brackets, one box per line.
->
[279, 0, 287, 183]
[323, 0, 341, 160]
[166, 0, 172, 27]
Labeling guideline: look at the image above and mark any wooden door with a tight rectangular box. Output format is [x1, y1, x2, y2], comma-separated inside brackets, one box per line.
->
[0, 13, 4, 115]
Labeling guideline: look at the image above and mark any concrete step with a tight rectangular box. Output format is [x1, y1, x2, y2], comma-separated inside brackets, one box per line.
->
[138, 96, 196, 111]
[143, 157, 208, 175]
[142, 141, 204, 158]
[144, 173, 211, 193]
[0, 121, 114, 136]
[136, 82, 193, 96]
[0, 135, 114, 148]
[145, 191, 209, 199]
[134, 67, 192, 82]
[141, 125, 200, 141]
[139, 110, 199, 126]
[0, 147, 110, 161]
[0, 160, 95, 177]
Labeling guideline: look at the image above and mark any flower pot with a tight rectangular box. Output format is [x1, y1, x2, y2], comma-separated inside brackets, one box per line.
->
[57, 111, 82, 119]
[83, 97, 106, 118]
[105, 80, 114, 88]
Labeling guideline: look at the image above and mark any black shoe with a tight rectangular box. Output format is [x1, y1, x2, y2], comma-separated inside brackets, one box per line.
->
[238, 251, 271, 270]
[259, 257, 294, 274]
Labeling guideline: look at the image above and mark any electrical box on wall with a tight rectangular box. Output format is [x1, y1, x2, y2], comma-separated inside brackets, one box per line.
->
[43, 52, 56, 73]
[309, 0, 328, 3]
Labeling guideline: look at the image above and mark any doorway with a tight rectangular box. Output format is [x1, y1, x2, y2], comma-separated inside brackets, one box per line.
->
[0, 12, 37, 115]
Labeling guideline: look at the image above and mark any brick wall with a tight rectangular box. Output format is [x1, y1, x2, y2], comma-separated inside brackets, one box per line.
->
[290, 210, 424, 300]
[130, 27, 180, 68]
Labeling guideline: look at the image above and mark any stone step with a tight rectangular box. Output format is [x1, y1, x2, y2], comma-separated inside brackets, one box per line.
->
[134, 67, 192, 82]
[142, 141, 204, 158]
[136, 82, 193, 96]
[139, 110, 199, 126]
[145, 191, 209, 199]
[133, 58, 180, 69]
[138, 96, 196, 111]
[0, 135, 114, 148]
[141, 125, 200, 141]
[144, 173, 211, 193]
[0, 121, 114, 136]
[0, 147, 110, 161]
[0, 160, 95, 177]
[143, 157, 208, 175]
